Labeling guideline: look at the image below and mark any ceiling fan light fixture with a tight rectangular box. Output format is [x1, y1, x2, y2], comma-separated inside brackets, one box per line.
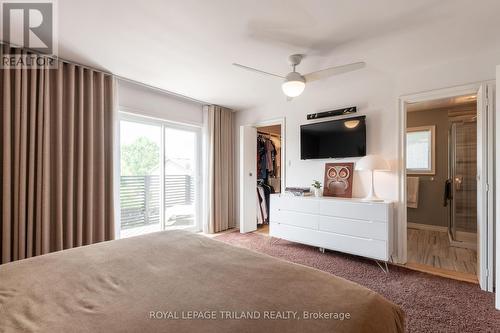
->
[233, 55, 366, 99]
[282, 72, 305, 97]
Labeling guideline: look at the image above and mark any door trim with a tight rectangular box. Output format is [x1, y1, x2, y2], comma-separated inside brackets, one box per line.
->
[398, 81, 495, 291]
[495, 66, 500, 309]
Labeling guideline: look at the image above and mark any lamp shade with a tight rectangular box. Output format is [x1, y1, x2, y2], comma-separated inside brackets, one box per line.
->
[355, 154, 390, 171]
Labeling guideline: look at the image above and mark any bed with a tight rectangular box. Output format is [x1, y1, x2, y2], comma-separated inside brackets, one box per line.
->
[0, 230, 404, 332]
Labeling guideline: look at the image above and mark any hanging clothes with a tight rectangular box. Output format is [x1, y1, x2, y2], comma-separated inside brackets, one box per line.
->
[265, 139, 275, 174]
[257, 182, 274, 224]
[257, 185, 267, 224]
[270, 136, 281, 177]
[269, 136, 281, 192]
[256, 132, 279, 224]
[257, 134, 276, 181]
[257, 136, 267, 180]
[256, 192, 264, 224]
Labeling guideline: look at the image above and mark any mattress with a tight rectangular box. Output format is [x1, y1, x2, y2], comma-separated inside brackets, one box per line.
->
[0, 230, 404, 332]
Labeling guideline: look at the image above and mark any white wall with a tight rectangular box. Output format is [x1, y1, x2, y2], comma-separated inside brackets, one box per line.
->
[235, 47, 499, 261]
[118, 79, 203, 126]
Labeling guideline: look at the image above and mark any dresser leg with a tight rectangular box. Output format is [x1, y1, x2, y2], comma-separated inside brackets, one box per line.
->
[375, 261, 389, 273]
[319, 247, 325, 254]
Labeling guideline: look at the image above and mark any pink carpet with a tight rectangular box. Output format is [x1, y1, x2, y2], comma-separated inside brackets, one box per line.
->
[214, 231, 500, 332]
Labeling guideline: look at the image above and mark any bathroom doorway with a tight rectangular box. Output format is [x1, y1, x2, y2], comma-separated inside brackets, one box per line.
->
[399, 82, 495, 291]
[405, 95, 477, 281]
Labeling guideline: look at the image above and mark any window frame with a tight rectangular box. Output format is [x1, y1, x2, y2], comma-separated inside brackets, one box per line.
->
[406, 125, 436, 175]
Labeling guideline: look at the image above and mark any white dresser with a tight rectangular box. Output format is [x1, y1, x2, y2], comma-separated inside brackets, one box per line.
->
[269, 194, 394, 261]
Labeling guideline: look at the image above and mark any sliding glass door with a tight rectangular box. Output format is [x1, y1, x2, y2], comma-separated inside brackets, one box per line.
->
[119, 114, 200, 238]
[164, 127, 198, 228]
[120, 120, 162, 238]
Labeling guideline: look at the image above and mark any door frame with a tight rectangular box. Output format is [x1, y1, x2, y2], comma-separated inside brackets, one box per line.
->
[496, 65, 500, 309]
[118, 112, 203, 235]
[398, 81, 495, 291]
[239, 117, 286, 233]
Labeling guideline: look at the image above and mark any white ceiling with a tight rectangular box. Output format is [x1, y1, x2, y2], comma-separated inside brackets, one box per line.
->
[58, 0, 500, 110]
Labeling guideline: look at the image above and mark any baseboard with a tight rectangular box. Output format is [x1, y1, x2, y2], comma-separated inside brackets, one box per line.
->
[449, 231, 477, 249]
[407, 222, 447, 233]
[455, 230, 477, 240]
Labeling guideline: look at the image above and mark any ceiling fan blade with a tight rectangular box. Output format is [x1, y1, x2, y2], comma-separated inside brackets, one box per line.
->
[304, 62, 366, 82]
[232, 63, 284, 79]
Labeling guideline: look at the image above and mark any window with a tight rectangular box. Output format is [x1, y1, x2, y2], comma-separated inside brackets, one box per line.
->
[119, 114, 201, 238]
[406, 126, 435, 175]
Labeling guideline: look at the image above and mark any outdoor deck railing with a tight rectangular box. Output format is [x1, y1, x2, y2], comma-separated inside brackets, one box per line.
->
[120, 175, 194, 229]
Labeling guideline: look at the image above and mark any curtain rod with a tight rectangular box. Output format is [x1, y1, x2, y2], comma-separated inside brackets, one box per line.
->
[1, 41, 210, 106]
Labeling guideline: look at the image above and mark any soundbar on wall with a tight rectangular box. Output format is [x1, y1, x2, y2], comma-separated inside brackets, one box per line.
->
[307, 106, 357, 120]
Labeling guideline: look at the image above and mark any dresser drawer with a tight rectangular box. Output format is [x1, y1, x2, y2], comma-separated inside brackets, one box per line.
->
[270, 223, 388, 261]
[273, 209, 319, 230]
[271, 195, 319, 215]
[319, 216, 387, 241]
[319, 200, 389, 222]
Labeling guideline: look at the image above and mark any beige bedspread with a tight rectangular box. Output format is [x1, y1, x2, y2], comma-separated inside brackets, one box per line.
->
[0, 230, 404, 332]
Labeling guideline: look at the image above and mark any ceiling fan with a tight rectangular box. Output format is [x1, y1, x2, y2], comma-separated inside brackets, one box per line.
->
[233, 54, 365, 98]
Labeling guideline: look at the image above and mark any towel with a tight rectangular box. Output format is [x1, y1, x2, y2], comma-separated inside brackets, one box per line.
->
[407, 177, 419, 208]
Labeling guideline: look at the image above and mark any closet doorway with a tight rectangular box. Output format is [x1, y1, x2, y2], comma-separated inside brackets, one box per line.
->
[256, 125, 282, 235]
[239, 118, 285, 234]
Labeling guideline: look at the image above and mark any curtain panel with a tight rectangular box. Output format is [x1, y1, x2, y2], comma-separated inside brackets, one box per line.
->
[1, 45, 116, 264]
[205, 105, 235, 233]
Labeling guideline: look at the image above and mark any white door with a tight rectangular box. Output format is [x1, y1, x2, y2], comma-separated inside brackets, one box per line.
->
[239, 125, 257, 233]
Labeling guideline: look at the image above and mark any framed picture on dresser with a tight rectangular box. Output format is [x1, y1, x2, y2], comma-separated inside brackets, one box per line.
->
[323, 163, 354, 198]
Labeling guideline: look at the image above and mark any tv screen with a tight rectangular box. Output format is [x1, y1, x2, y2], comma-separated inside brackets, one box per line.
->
[300, 116, 366, 159]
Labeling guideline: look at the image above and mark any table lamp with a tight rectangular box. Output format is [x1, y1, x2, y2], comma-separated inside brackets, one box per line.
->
[355, 155, 390, 201]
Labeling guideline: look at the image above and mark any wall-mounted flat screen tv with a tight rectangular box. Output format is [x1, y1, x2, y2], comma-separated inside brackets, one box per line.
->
[300, 116, 366, 159]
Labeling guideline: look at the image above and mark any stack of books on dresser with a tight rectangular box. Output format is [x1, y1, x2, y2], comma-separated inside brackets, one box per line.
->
[285, 187, 313, 196]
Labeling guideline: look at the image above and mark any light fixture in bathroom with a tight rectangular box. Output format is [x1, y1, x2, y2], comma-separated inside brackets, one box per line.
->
[344, 119, 360, 129]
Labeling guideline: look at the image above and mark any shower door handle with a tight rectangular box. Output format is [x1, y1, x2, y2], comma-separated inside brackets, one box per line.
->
[443, 179, 453, 207]
[454, 176, 463, 191]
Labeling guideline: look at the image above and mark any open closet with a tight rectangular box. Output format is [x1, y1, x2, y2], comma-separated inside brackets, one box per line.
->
[256, 124, 282, 234]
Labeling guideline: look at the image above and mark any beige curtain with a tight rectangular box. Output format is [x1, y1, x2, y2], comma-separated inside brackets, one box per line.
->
[1, 45, 115, 264]
[205, 105, 235, 233]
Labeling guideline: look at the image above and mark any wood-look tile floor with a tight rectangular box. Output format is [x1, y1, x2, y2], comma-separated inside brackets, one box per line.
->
[407, 228, 477, 276]
[255, 224, 269, 236]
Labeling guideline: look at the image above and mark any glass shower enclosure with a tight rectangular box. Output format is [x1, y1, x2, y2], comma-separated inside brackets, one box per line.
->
[447, 118, 477, 245]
